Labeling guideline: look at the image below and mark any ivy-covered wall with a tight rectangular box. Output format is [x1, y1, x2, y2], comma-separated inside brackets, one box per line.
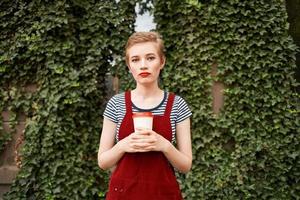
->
[286, 0, 300, 91]
[0, 0, 136, 199]
[1, 0, 299, 200]
[151, 0, 299, 199]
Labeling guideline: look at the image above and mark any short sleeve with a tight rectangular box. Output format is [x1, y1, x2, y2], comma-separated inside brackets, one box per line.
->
[175, 95, 192, 123]
[103, 96, 118, 123]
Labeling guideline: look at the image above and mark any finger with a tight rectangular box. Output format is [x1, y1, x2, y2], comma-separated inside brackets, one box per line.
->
[143, 145, 156, 151]
[131, 134, 149, 141]
[137, 130, 152, 136]
[135, 127, 150, 133]
[132, 142, 151, 148]
[135, 131, 151, 137]
[134, 148, 151, 152]
[134, 137, 157, 145]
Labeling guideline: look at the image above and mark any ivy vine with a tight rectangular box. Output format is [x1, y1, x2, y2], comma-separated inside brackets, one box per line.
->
[119, 0, 299, 199]
[0, 0, 137, 199]
[1, 0, 299, 199]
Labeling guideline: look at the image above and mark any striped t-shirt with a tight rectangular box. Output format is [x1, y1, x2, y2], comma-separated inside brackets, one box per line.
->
[103, 91, 192, 143]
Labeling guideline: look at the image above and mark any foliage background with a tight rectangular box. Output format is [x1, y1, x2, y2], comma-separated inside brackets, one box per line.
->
[152, 0, 299, 199]
[120, 0, 299, 199]
[0, 0, 299, 199]
[286, 0, 300, 91]
[0, 0, 136, 199]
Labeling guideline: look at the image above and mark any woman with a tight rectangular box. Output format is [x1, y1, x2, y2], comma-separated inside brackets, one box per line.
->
[98, 32, 192, 200]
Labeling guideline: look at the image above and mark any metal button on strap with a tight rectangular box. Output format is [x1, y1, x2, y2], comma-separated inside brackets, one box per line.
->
[114, 188, 118, 192]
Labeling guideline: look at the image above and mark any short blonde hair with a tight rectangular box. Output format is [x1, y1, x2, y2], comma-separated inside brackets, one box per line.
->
[125, 32, 165, 65]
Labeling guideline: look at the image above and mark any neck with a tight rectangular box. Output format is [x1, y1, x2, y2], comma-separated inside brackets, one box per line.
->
[133, 82, 162, 98]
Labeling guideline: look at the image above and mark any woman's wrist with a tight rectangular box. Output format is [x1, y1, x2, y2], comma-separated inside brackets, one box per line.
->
[162, 140, 172, 153]
[115, 140, 125, 154]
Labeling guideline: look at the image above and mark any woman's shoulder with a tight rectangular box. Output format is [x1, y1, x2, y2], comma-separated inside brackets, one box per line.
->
[105, 92, 125, 108]
[109, 92, 125, 101]
[166, 92, 192, 121]
[166, 92, 188, 104]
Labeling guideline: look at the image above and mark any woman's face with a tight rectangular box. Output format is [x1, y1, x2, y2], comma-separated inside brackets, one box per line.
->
[127, 42, 165, 86]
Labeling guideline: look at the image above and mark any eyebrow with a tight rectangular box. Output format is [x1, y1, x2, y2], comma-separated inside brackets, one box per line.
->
[130, 56, 139, 60]
[146, 53, 156, 56]
[130, 53, 156, 57]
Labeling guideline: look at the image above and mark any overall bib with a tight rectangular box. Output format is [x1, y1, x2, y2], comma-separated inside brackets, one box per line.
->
[106, 91, 183, 200]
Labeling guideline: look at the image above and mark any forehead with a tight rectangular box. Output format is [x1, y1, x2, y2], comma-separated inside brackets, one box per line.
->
[127, 42, 160, 57]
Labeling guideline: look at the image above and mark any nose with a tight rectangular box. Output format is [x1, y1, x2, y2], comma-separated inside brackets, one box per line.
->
[140, 58, 148, 70]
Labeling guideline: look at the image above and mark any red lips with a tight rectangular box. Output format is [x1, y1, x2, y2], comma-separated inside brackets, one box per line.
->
[139, 72, 151, 77]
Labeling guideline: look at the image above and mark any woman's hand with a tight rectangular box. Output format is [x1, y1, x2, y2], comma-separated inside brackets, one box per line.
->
[135, 128, 170, 152]
[117, 132, 149, 153]
[118, 128, 170, 153]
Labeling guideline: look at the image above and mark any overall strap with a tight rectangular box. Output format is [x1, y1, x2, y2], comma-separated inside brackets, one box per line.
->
[125, 91, 133, 114]
[164, 92, 175, 117]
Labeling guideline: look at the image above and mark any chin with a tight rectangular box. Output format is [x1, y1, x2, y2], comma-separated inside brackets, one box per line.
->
[138, 80, 155, 85]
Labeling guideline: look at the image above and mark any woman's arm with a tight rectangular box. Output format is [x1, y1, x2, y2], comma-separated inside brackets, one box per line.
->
[163, 118, 192, 173]
[97, 118, 124, 170]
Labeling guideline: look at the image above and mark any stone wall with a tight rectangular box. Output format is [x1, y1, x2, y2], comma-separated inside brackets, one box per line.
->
[0, 111, 25, 199]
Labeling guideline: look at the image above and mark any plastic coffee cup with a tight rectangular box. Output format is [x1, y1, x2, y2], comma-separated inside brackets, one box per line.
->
[132, 112, 153, 132]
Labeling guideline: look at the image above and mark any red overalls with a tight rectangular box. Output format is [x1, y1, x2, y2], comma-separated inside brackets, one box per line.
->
[106, 91, 183, 200]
